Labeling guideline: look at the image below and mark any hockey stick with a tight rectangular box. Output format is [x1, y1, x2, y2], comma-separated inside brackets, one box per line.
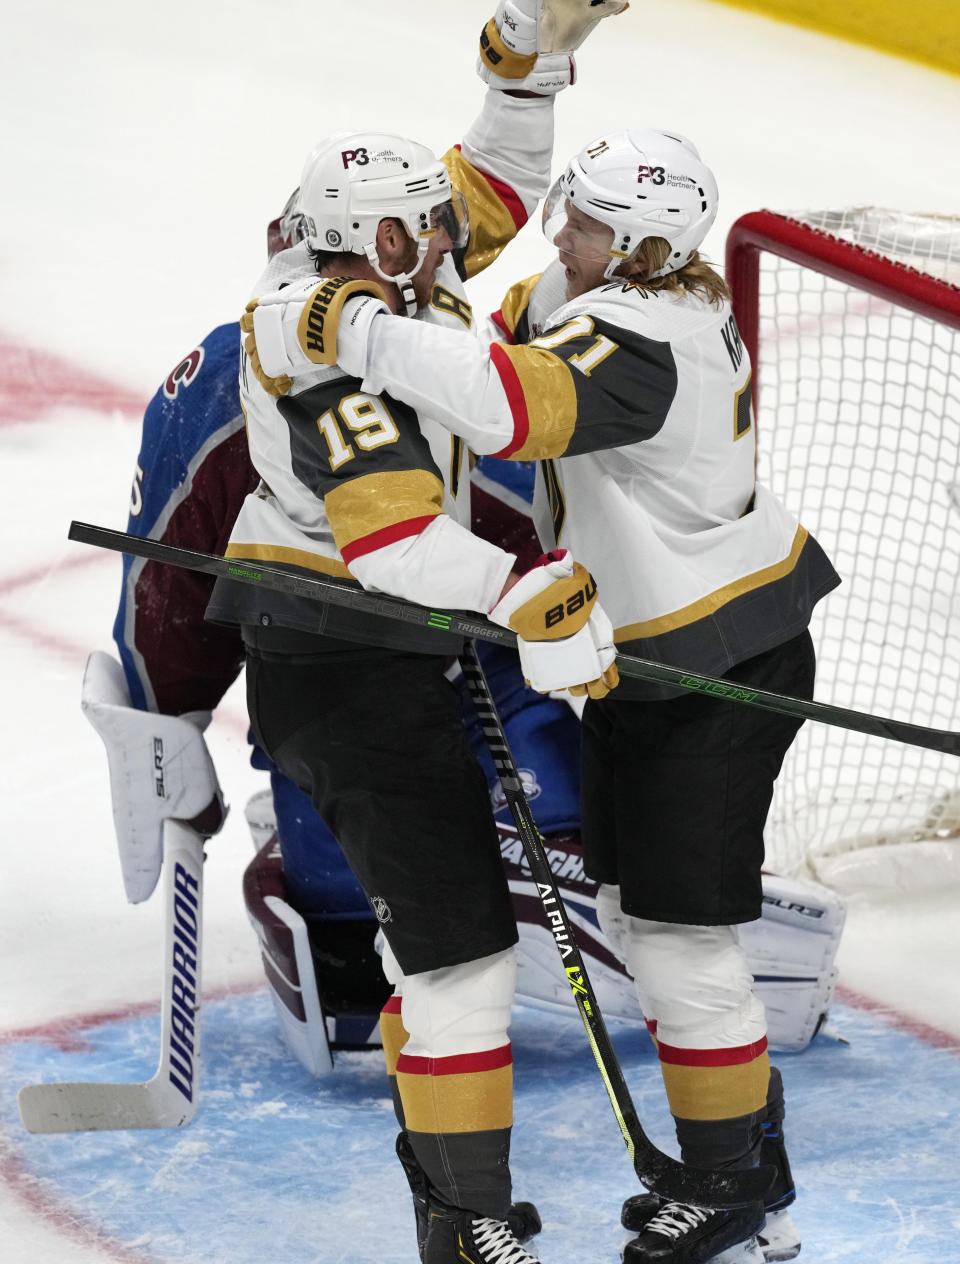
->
[458, 643, 773, 1209]
[68, 520, 960, 758]
[18, 820, 204, 1133]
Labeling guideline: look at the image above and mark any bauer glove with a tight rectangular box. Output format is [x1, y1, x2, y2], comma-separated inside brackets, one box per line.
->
[489, 549, 619, 699]
[477, 0, 629, 93]
[240, 276, 388, 395]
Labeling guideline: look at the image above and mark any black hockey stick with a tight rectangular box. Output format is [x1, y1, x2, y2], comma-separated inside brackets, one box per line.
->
[68, 520, 960, 758]
[458, 643, 773, 1209]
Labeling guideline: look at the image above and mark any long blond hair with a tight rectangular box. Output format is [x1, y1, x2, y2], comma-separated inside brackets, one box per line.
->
[617, 236, 730, 308]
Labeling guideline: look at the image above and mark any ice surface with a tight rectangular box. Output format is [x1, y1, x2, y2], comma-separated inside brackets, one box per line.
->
[2, 2, 960, 1260]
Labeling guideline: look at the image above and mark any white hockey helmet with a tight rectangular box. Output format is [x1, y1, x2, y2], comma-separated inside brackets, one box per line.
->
[543, 128, 719, 280]
[298, 131, 469, 313]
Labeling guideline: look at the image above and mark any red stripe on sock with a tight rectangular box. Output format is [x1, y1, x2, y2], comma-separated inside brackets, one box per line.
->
[657, 1036, 768, 1067]
[396, 1044, 513, 1077]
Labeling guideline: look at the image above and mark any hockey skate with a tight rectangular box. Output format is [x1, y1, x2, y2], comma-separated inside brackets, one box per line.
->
[397, 1131, 541, 1261]
[620, 1200, 765, 1263]
[621, 1195, 799, 1263]
[621, 1104, 801, 1263]
[422, 1202, 543, 1263]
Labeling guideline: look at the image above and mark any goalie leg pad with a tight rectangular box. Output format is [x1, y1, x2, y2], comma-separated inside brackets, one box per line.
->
[739, 873, 846, 1052]
[243, 839, 333, 1076]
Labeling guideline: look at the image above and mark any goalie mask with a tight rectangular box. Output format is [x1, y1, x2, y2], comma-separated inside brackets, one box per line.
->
[543, 128, 719, 280]
[266, 187, 309, 259]
[297, 131, 469, 314]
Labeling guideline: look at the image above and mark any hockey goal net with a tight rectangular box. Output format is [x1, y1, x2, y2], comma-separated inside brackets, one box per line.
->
[726, 208, 960, 892]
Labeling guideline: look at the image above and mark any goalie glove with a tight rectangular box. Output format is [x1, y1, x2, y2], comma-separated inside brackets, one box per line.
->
[477, 0, 629, 93]
[240, 276, 389, 395]
[82, 651, 226, 904]
[489, 549, 619, 699]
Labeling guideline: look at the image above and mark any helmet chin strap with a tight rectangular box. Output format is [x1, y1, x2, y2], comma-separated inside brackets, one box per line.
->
[365, 240, 429, 318]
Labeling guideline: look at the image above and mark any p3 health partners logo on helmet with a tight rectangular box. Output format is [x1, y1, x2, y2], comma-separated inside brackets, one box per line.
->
[341, 144, 410, 171]
[340, 146, 370, 168]
[636, 165, 698, 191]
[636, 164, 666, 186]
[491, 767, 543, 816]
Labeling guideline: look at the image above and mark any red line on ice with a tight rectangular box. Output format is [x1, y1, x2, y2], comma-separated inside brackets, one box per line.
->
[0, 331, 145, 427]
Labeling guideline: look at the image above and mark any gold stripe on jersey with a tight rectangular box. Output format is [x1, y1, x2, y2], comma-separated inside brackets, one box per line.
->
[442, 147, 523, 279]
[397, 1062, 513, 1134]
[224, 541, 352, 578]
[660, 1051, 770, 1122]
[496, 274, 542, 340]
[325, 468, 445, 553]
[493, 343, 578, 459]
[615, 526, 810, 642]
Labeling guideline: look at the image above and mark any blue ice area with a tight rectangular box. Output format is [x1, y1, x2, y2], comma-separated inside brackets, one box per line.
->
[2, 994, 959, 1263]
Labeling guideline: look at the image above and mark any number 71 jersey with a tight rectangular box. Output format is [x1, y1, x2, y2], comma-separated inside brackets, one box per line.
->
[487, 261, 841, 688]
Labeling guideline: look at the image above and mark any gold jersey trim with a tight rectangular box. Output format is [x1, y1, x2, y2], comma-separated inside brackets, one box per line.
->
[326, 468, 445, 552]
[442, 147, 523, 279]
[615, 526, 810, 642]
[496, 273, 543, 339]
[224, 541, 352, 578]
[495, 342, 578, 459]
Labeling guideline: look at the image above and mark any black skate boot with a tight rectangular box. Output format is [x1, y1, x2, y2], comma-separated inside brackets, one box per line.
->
[623, 1073, 801, 1263]
[396, 1131, 541, 1260]
[621, 1193, 799, 1264]
[621, 1200, 765, 1264]
[423, 1202, 543, 1263]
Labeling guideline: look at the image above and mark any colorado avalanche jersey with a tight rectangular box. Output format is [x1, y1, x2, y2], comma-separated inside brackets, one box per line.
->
[113, 322, 257, 714]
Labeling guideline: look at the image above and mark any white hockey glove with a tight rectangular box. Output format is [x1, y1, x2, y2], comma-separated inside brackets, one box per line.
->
[82, 651, 226, 904]
[477, 0, 629, 93]
[240, 277, 389, 395]
[489, 549, 619, 699]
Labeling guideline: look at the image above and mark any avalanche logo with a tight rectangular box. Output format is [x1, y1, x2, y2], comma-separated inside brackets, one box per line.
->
[163, 346, 204, 400]
[492, 767, 542, 814]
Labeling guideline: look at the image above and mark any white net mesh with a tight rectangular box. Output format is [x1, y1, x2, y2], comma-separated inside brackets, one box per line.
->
[737, 209, 960, 888]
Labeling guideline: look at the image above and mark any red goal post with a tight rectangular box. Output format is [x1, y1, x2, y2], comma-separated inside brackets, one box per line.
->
[725, 209, 960, 892]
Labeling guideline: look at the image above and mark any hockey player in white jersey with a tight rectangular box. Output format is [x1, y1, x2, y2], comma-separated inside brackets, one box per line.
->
[207, 4, 630, 1262]
[242, 128, 841, 1263]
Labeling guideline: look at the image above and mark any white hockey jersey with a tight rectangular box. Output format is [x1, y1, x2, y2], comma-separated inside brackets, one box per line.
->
[353, 259, 840, 685]
[209, 92, 557, 649]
